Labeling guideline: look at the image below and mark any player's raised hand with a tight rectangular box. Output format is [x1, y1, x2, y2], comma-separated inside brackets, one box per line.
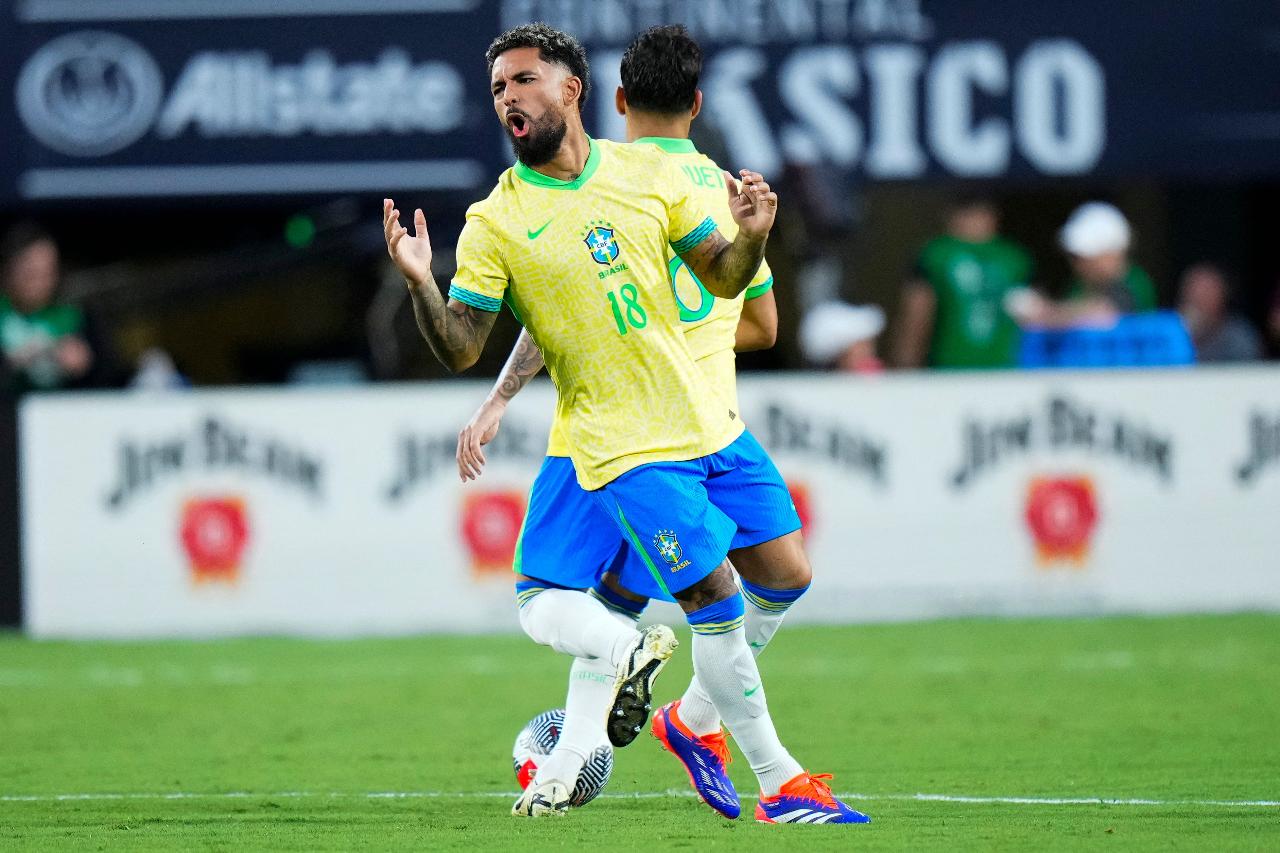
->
[456, 397, 506, 482]
[726, 169, 778, 240]
[383, 199, 433, 285]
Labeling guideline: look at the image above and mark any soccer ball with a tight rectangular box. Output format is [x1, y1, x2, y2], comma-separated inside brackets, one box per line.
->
[512, 708, 614, 807]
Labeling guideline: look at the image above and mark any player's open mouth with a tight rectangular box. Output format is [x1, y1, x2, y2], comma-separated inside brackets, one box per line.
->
[508, 113, 529, 138]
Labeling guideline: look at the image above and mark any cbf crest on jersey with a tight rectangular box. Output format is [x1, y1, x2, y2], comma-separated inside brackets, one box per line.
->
[582, 219, 620, 265]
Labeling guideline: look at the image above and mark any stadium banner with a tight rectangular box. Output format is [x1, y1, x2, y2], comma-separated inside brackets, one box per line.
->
[3, 0, 1280, 203]
[19, 368, 1280, 638]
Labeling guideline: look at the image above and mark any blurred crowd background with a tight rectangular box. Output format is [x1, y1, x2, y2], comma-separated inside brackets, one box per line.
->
[2, 0, 1279, 401]
[4, 1, 1280, 640]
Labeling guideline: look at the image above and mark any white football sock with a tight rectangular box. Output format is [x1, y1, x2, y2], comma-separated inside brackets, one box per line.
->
[518, 589, 636, 664]
[677, 599, 789, 737]
[691, 626, 803, 796]
[534, 654, 616, 785]
[536, 611, 635, 786]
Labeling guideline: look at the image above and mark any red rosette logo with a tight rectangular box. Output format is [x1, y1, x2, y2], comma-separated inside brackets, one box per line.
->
[1024, 476, 1098, 567]
[180, 497, 250, 584]
[461, 491, 526, 576]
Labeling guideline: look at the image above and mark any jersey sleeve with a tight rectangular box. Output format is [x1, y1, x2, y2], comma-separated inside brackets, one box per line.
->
[448, 213, 507, 313]
[745, 257, 775, 300]
[662, 157, 719, 255]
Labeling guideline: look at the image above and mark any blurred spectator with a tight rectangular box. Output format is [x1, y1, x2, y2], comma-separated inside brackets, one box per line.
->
[1267, 285, 1280, 358]
[0, 224, 100, 394]
[800, 301, 885, 374]
[1177, 264, 1261, 362]
[1061, 202, 1156, 313]
[1006, 202, 1156, 329]
[892, 197, 1032, 370]
[130, 348, 190, 391]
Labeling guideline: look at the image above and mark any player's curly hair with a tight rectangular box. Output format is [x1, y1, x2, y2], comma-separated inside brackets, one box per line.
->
[620, 25, 701, 114]
[485, 23, 591, 108]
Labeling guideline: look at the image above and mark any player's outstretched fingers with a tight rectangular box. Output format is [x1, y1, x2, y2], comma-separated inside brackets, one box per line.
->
[724, 170, 741, 203]
[463, 429, 482, 480]
[383, 199, 396, 239]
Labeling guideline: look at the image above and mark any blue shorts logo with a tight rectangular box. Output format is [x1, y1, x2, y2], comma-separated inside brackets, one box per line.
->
[654, 530, 690, 571]
[584, 222, 620, 265]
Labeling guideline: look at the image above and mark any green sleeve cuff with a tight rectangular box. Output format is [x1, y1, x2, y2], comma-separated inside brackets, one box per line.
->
[745, 277, 774, 300]
[448, 285, 503, 312]
[670, 216, 717, 255]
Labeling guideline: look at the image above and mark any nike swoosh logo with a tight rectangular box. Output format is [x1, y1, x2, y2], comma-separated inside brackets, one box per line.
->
[744, 683, 761, 697]
[527, 219, 553, 240]
[749, 641, 765, 649]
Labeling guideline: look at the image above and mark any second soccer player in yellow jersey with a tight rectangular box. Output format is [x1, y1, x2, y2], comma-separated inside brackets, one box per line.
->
[383, 22, 870, 825]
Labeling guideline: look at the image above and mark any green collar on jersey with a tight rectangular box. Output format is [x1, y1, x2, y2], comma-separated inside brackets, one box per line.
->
[633, 136, 698, 154]
[513, 136, 601, 190]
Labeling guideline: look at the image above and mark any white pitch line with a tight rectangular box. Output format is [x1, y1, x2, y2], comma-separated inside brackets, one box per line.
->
[1, 790, 1276, 808]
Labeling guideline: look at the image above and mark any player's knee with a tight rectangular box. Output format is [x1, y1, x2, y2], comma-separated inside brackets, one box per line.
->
[732, 530, 812, 590]
[672, 561, 739, 614]
[784, 554, 813, 591]
[515, 582, 560, 647]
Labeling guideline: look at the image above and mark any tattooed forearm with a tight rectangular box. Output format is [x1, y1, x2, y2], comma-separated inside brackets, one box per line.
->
[681, 231, 768, 300]
[406, 273, 497, 373]
[491, 328, 545, 404]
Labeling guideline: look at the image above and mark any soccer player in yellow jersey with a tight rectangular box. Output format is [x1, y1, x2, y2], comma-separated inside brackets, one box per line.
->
[383, 23, 869, 825]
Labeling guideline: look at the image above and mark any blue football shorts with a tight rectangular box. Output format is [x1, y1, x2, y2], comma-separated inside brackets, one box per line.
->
[513, 454, 627, 592]
[591, 430, 802, 600]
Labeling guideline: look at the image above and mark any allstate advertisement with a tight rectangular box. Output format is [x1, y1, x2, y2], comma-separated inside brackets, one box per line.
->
[3, 0, 1280, 201]
[19, 369, 1280, 638]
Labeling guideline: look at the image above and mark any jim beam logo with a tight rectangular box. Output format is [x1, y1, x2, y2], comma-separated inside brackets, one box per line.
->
[760, 402, 887, 487]
[1234, 410, 1280, 486]
[950, 395, 1172, 490]
[460, 491, 526, 576]
[105, 415, 323, 511]
[180, 496, 250, 584]
[1024, 477, 1098, 567]
[384, 419, 539, 503]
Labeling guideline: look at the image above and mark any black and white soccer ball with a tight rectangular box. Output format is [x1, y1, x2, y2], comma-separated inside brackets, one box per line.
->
[512, 708, 614, 807]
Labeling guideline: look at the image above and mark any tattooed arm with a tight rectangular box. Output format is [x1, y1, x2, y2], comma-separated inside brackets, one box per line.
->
[384, 199, 498, 372]
[679, 169, 778, 300]
[456, 328, 545, 482]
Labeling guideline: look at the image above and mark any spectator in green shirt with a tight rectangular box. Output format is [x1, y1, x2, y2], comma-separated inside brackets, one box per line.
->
[0, 224, 94, 393]
[894, 196, 1033, 369]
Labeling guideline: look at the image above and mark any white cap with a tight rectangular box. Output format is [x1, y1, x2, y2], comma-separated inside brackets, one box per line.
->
[800, 301, 885, 365]
[1059, 202, 1131, 257]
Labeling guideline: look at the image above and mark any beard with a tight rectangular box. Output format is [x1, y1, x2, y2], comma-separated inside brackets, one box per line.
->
[507, 110, 568, 167]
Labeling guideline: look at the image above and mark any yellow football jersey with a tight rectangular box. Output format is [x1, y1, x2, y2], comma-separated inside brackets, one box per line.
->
[450, 137, 746, 490]
[544, 137, 774, 458]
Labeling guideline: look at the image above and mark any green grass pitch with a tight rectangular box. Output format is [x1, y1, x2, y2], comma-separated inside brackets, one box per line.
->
[1, 614, 1277, 851]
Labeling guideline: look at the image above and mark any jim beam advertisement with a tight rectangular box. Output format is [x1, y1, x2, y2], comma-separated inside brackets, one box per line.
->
[949, 394, 1172, 570]
[104, 414, 323, 586]
[383, 415, 545, 576]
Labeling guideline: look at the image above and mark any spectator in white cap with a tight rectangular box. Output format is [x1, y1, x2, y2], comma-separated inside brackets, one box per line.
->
[1060, 202, 1157, 314]
[800, 301, 885, 373]
[1006, 201, 1157, 329]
